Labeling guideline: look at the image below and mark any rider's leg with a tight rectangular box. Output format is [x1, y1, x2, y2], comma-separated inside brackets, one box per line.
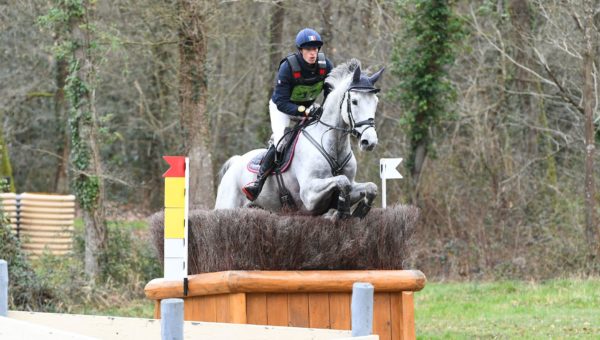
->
[242, 100, 288, 201]
[242, 144, 277, 201]
[268, 100, 290, 152]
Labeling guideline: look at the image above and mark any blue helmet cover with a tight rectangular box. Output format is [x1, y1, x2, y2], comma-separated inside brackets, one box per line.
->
[295, 28, 323, 49]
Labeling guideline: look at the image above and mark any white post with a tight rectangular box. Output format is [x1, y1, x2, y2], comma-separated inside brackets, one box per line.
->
[161, 298, 184, 340]
[351, 282, 374, 337]
[0, 259, 8, 317]
[382, 178, 387, 209]
[183, 157, 189, 278]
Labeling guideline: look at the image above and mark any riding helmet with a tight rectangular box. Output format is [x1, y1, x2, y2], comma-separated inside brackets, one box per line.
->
[295, 28, 323, 49]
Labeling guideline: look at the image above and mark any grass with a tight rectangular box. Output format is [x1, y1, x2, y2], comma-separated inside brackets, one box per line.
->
[415, 279, 600, 339]
[70, 298, 156, 318]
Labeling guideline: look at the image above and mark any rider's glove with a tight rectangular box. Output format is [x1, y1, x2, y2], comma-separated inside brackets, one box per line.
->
[305, 103, 322, 118]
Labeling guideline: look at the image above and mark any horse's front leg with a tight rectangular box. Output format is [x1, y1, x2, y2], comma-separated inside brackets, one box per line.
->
[349, 182, 378, 218]
[299, 175, 352, 217]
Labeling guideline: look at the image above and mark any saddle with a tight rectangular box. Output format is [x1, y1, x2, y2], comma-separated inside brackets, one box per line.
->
[246, 126, 302, 175]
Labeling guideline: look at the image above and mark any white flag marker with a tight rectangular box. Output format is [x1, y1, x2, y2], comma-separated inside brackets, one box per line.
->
[380, 158, 403, 208]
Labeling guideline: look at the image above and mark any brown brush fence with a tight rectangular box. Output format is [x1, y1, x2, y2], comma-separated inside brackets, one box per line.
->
[149, 205, 419, 273]
[0, 193, 75, 258]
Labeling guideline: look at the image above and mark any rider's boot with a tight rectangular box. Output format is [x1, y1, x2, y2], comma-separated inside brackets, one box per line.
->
[242, 145, 277, 201]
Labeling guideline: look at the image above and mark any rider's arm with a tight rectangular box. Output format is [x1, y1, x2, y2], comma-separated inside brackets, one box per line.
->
[272, 62, 304, 116]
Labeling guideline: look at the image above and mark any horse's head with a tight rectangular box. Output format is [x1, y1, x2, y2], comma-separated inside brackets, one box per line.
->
[341, 65, 384, 151]
[324, 59, 384, 151]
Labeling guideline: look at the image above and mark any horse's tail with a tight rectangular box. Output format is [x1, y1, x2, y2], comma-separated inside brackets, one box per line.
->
[218, 155, 241, 182]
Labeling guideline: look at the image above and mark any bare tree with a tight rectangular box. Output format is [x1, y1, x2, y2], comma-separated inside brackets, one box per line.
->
[261, 0, 285, 138]
[580, 2, 598, 258]
[53, 31, 69, 194]
[472, 0, 599, 260]
[178, 0, 215, 208]
[67, 1, 108, 278]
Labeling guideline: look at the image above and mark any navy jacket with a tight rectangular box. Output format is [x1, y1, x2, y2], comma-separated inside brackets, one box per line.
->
[271, 53, 334, 116]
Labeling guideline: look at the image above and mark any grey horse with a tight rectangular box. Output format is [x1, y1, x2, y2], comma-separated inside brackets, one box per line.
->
[215, 59, 383, 218]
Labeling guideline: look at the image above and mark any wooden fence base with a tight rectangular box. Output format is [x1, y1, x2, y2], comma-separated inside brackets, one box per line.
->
[145, 270, 426, 340]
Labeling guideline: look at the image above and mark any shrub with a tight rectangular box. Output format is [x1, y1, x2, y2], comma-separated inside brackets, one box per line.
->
[0, 223, 53, 310]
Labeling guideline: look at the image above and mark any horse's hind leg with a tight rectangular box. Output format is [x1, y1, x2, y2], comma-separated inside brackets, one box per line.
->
[336, 189, 351, 219]
[215, 167, 247, 209]
[215, 182, 244, 209]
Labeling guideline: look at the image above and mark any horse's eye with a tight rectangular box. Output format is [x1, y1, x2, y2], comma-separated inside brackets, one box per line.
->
[352, 99, 358, 105]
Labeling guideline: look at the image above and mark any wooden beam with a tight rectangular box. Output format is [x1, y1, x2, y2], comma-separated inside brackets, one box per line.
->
[145, 270, 426, 300]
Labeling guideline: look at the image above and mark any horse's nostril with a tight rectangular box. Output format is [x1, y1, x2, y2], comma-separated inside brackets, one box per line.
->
[361, 140, 369, 147]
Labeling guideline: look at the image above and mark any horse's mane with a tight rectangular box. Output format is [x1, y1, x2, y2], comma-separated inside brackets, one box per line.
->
[323, 59, 361, 112]
[325, 58, 361, 90]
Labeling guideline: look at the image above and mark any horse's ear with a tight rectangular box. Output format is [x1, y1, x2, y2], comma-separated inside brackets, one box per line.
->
[353, 66, 361, 83]
[369, 67, 385, 85]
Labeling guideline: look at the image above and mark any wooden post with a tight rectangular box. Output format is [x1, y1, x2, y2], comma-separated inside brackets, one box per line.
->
[0, 259, 8, 317]
[161, 298, 183, 340]
[351, 282, 374, 337]
[399, 292, 415, 340]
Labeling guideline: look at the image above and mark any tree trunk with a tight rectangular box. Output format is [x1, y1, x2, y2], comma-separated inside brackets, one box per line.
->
[582, 9, 598, 259]
[69, 2, 107, 278]
[508, 0, 537, 154]
[178, 0, 214, 209]
[0, 124, 15, 193]
[268, 1, 285, 78]
[410, 134, 428, 203]
[361, 0, 372, 36]
[53, 47, 70, 194]
[257, 1, 285, 143]
[321, 0, 334, 57]
[261, 0, 285, 139]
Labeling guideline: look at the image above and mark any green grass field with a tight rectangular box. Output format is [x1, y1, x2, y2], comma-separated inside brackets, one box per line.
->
[415, 279, 600, 339]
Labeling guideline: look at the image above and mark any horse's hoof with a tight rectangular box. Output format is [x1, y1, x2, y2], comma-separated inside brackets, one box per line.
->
[351, 199, 372, 219]
[336, 210, 351, 220]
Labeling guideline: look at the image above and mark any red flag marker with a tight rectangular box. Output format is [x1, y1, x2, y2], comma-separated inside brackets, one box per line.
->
[162, 156, 186, 177]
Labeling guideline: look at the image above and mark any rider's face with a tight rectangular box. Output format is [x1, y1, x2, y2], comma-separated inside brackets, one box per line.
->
[300, 47, 319, 64]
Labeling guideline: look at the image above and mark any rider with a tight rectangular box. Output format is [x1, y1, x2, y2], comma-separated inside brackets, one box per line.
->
[242, 28, 334, 201]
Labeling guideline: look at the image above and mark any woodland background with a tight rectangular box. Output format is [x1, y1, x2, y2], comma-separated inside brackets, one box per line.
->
[1, 0, 599, 281]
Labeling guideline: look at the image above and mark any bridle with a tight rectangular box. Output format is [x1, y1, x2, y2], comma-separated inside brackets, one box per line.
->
[301, 89, 377, 176]
[316, 90, 375, 139]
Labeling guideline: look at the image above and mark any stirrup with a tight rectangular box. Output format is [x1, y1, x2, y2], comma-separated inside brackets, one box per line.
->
[242, 182, 261, 201]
